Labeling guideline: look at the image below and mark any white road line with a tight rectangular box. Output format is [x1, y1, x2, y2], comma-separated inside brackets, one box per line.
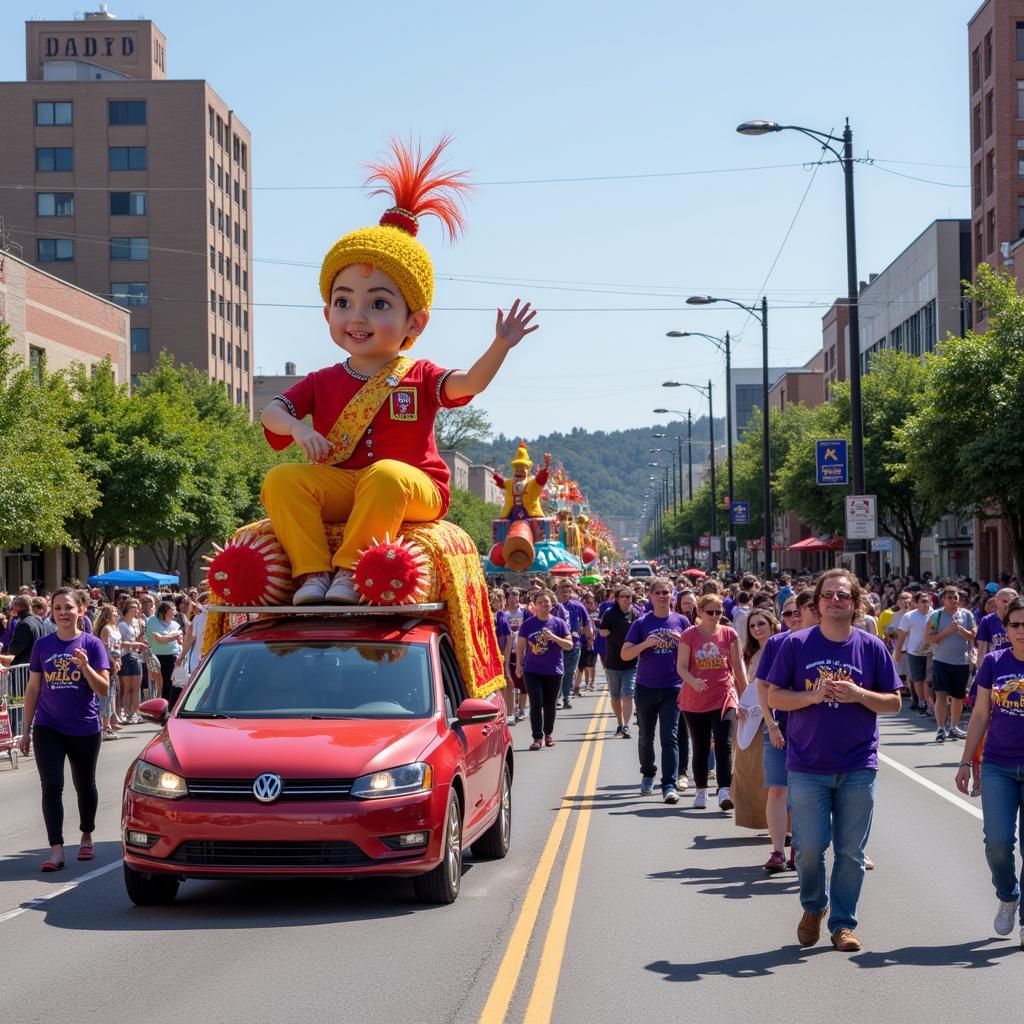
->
[0, 860, 121, 926]
[878, 752, 983, 820]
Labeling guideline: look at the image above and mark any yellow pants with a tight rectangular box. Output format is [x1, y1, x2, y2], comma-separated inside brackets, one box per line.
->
[260, 460, 443, 575]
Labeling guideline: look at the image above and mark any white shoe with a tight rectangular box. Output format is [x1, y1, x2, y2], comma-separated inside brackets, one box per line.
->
[995, 897, 1019, 936]
[325, 569, 358, 604]
[692, 788, 707, 809]
[293, 572, 331, 605]
[677, 774, 688, 791]
[718, 787, 734, 811]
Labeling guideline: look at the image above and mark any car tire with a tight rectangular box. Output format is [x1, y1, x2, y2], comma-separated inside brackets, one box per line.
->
[123, 863, 180, 906]
[413, 791, 462, 904]
[471, 764, 511, 860]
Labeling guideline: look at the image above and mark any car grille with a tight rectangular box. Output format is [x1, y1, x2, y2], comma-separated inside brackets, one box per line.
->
[185, 778, 354, 800]
[172, 840, 371, 867]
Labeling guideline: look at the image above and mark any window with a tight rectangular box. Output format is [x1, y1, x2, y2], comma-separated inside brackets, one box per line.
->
[974, 162, 982, 207]
[219, 336, 226, 359]
[233, 135, 240, 163]
[242, 269, 248, 292]
[217, 166, 223, 188]
[234, 181, 239, 204]
[37, 238, 73, 262]
[986, 150, 995, 196]
[985, 91, 994, 137]
[1018, 82, 1024, 120]
[235, 344, 242, 366]
[209, 245, 216, 271]
[242, 229, 247, 252]
[1018, 199, 1024, 239]
[1018, 22, 1024, 61]
[243, 349, 249, 372]
[209, 200, 215, 226]
[210, 289, 216, 313]
[219, 295, 225, 318]
[226, 214, 231, 237]
[985, 30, 993, 78]
[37, 192, 74, 217]
[111, 282, 148, 307]
[35, 101, 72, 126]
[209, 156, 215, 182]
[241, 143, 247, 172]
[226, 257, 232, 280]
[227, 343, 233, 366]
[243, 392, 249, 409]
[109, 191, 147, 215]
[226, 300, 233, 323]
[243, 309, 248, 332]
[216, 115, 223, 146]
[130, 327, 149, 352]
[734, 384, 762, 437]
[109, 146, 146, 170]
[234, 264, 240, 287]
[218, 251, 224, 275]
[36, 147, 73, 172]
[241, 188, 247, 212]
[211, 332, 217, 356]
[223, 176, 230, 197]
[236, 387, 242, 404]
[217, 209, 223, 231]
[973, 46, 981, 93]
[108, 100, 146, 125]
[976, 219, 984, 264]
[1018, 142, 1024, 179]
[235, 305, 241, 328]
[29, 346, 44, 383]
[973, 104, 982, 150]
[234, 222, 240, 245]
[110, 237, 148, 261]
[208, 105, 215, 138]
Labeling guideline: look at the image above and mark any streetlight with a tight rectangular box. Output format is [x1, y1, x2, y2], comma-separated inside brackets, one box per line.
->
[686, 294, 771, 576]
[662, 381, 716, 559]
[667, 329, 736, 572]
[737, 116, 865, 568]
[653, 412, 693, 501]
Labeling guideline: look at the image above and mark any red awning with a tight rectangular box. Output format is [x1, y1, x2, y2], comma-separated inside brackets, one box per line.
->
[788, 536, 844, 552]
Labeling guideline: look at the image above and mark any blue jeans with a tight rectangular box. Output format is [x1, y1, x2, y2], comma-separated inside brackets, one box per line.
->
[635, 684, 680, 792]
[980, 761, 1024, 915]
[561, 645, 582, 700]
[788, 768, 877, 933]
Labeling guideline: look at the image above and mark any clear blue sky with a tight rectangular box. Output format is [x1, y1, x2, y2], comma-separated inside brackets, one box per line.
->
[4, 0, 974, 436]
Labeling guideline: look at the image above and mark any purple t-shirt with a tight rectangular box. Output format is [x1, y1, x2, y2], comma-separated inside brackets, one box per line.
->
[28, 631, 110, 736]
[755, 628, 790, 735]
[593, 600, 614, 656]
[975, 648, 1024, 765]
[494, 611, 511, 642]
[520, 614, 570, 677]
[623, 611, 691, 688]
[766, 626, 900, 774]
[561, 598, 590, 649]
[977, 612, 1010, 652]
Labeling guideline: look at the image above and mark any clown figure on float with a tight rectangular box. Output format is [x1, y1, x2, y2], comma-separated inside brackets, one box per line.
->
[259, 137, 539, 605]
[489, 444, 551, 573]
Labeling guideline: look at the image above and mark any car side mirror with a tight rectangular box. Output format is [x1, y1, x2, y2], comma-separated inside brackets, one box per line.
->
[138, 697, 170, 724]
[455, 698, 500, 725]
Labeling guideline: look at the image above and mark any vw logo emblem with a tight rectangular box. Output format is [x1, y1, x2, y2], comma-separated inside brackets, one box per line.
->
[253, 772, 282, 803]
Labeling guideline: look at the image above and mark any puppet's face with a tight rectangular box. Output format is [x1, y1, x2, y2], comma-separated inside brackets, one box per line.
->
[323, 264, 428, 361]
[513, 467, 528, 482]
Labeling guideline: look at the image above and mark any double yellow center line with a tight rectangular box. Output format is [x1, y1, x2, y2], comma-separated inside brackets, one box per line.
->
[478, 693, 609, 1024]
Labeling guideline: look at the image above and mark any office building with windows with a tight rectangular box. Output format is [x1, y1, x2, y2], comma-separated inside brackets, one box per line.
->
[0, 11, 253, 407]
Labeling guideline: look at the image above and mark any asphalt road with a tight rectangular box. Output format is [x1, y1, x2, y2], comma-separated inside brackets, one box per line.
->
[0, 684, 1016, 1024]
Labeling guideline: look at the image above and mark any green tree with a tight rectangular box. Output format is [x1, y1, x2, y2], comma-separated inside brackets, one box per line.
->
[0, 325, 97, 550]
[65, 359, 193, 577]
[898, 266, 1024, 571]
[434, 405, 493, 450]
[445, 487, 498, 554]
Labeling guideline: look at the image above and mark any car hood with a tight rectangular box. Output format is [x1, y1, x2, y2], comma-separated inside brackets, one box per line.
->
[147, 716, 442, 779]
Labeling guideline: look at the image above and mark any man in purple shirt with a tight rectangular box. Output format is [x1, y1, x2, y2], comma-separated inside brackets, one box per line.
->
[552, 579, 593, 710]
[767, 569, 901, 954]
[621, 577, 691, 803]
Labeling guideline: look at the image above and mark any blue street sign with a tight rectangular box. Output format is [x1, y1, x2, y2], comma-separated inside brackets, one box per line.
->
[730, 501, 750, 525]
[816, 439, 848, 486]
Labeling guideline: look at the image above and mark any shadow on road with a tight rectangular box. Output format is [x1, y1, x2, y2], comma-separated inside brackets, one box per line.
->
[0, 841, 123, 884]
[647, 944, 831, 981]
[649, 863, 799, 900]
[850, 937, 1018, 969]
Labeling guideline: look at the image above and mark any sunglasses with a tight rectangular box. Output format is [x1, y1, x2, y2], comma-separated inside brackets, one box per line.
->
[652, 590, 672, 596]
[821, 591, 853, 602]
[782, 609, 800, 618]
[702, 608, 723, 616]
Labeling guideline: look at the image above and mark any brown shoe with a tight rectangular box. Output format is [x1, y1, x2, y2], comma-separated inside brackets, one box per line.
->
[797, 908, 828, 945]
[831, 928, 862, 952]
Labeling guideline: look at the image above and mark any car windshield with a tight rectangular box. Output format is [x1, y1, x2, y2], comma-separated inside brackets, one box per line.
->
[179, 640, 433, 719]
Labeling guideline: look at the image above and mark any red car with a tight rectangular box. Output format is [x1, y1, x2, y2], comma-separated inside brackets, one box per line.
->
[121, 613, 513, 905]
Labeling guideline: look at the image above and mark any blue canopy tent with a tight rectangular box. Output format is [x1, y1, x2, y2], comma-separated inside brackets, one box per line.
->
[87, 568, 180, 587]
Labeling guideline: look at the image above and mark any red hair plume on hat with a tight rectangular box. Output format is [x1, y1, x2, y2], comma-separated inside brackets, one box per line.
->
[365, 135, 473, 240]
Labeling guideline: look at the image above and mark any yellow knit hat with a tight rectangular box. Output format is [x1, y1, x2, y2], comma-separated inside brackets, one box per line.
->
[319, 137, 472, 333]
[511, 443, 532, 470]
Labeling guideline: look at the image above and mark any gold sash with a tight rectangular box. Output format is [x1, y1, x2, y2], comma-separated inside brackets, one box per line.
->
[324, 356, 414, 465]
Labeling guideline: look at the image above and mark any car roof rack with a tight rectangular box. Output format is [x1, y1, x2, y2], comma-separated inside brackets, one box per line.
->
[207, 603, 446, 615]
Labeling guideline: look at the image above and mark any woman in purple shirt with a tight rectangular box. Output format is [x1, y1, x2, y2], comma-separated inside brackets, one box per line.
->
[516, 589, 573, 751]
[20, 588, 110, 871]
[957, 594, 1024, 945]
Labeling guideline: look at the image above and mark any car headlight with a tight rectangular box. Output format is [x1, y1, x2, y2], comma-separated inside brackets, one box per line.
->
[350, 762, 433, 799]
[130, 759, 188, 800]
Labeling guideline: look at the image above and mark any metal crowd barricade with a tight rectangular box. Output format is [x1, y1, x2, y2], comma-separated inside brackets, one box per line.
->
[4, 663, 30, 746]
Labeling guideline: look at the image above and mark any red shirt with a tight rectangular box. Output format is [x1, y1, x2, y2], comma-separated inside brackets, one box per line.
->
[679, 624, 740, 714]
[264, 359, 471, 514]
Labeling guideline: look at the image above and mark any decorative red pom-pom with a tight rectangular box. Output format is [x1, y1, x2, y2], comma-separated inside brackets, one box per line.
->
[203, 529, 294, 606]
[488, 542, 506, 567]
[354, 535, 430, 605]
[582, 546, 597, 565]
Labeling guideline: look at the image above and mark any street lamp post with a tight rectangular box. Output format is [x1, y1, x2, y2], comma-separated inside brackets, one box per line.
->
[686, 295, 772, 577]
[668, 329, 735, 572]
[737, 117, 865, 568]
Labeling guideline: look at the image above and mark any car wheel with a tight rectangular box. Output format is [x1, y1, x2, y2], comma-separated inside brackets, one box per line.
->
[471, 764, 511, 860]
[413, 791, 462, 904]
[123, 863, 180, 906]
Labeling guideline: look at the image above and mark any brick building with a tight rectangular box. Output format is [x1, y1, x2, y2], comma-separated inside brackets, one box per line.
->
[0, 11, 254, 408]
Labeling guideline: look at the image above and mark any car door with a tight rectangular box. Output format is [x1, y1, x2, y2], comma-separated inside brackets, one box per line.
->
[439, 637, 497, 834]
